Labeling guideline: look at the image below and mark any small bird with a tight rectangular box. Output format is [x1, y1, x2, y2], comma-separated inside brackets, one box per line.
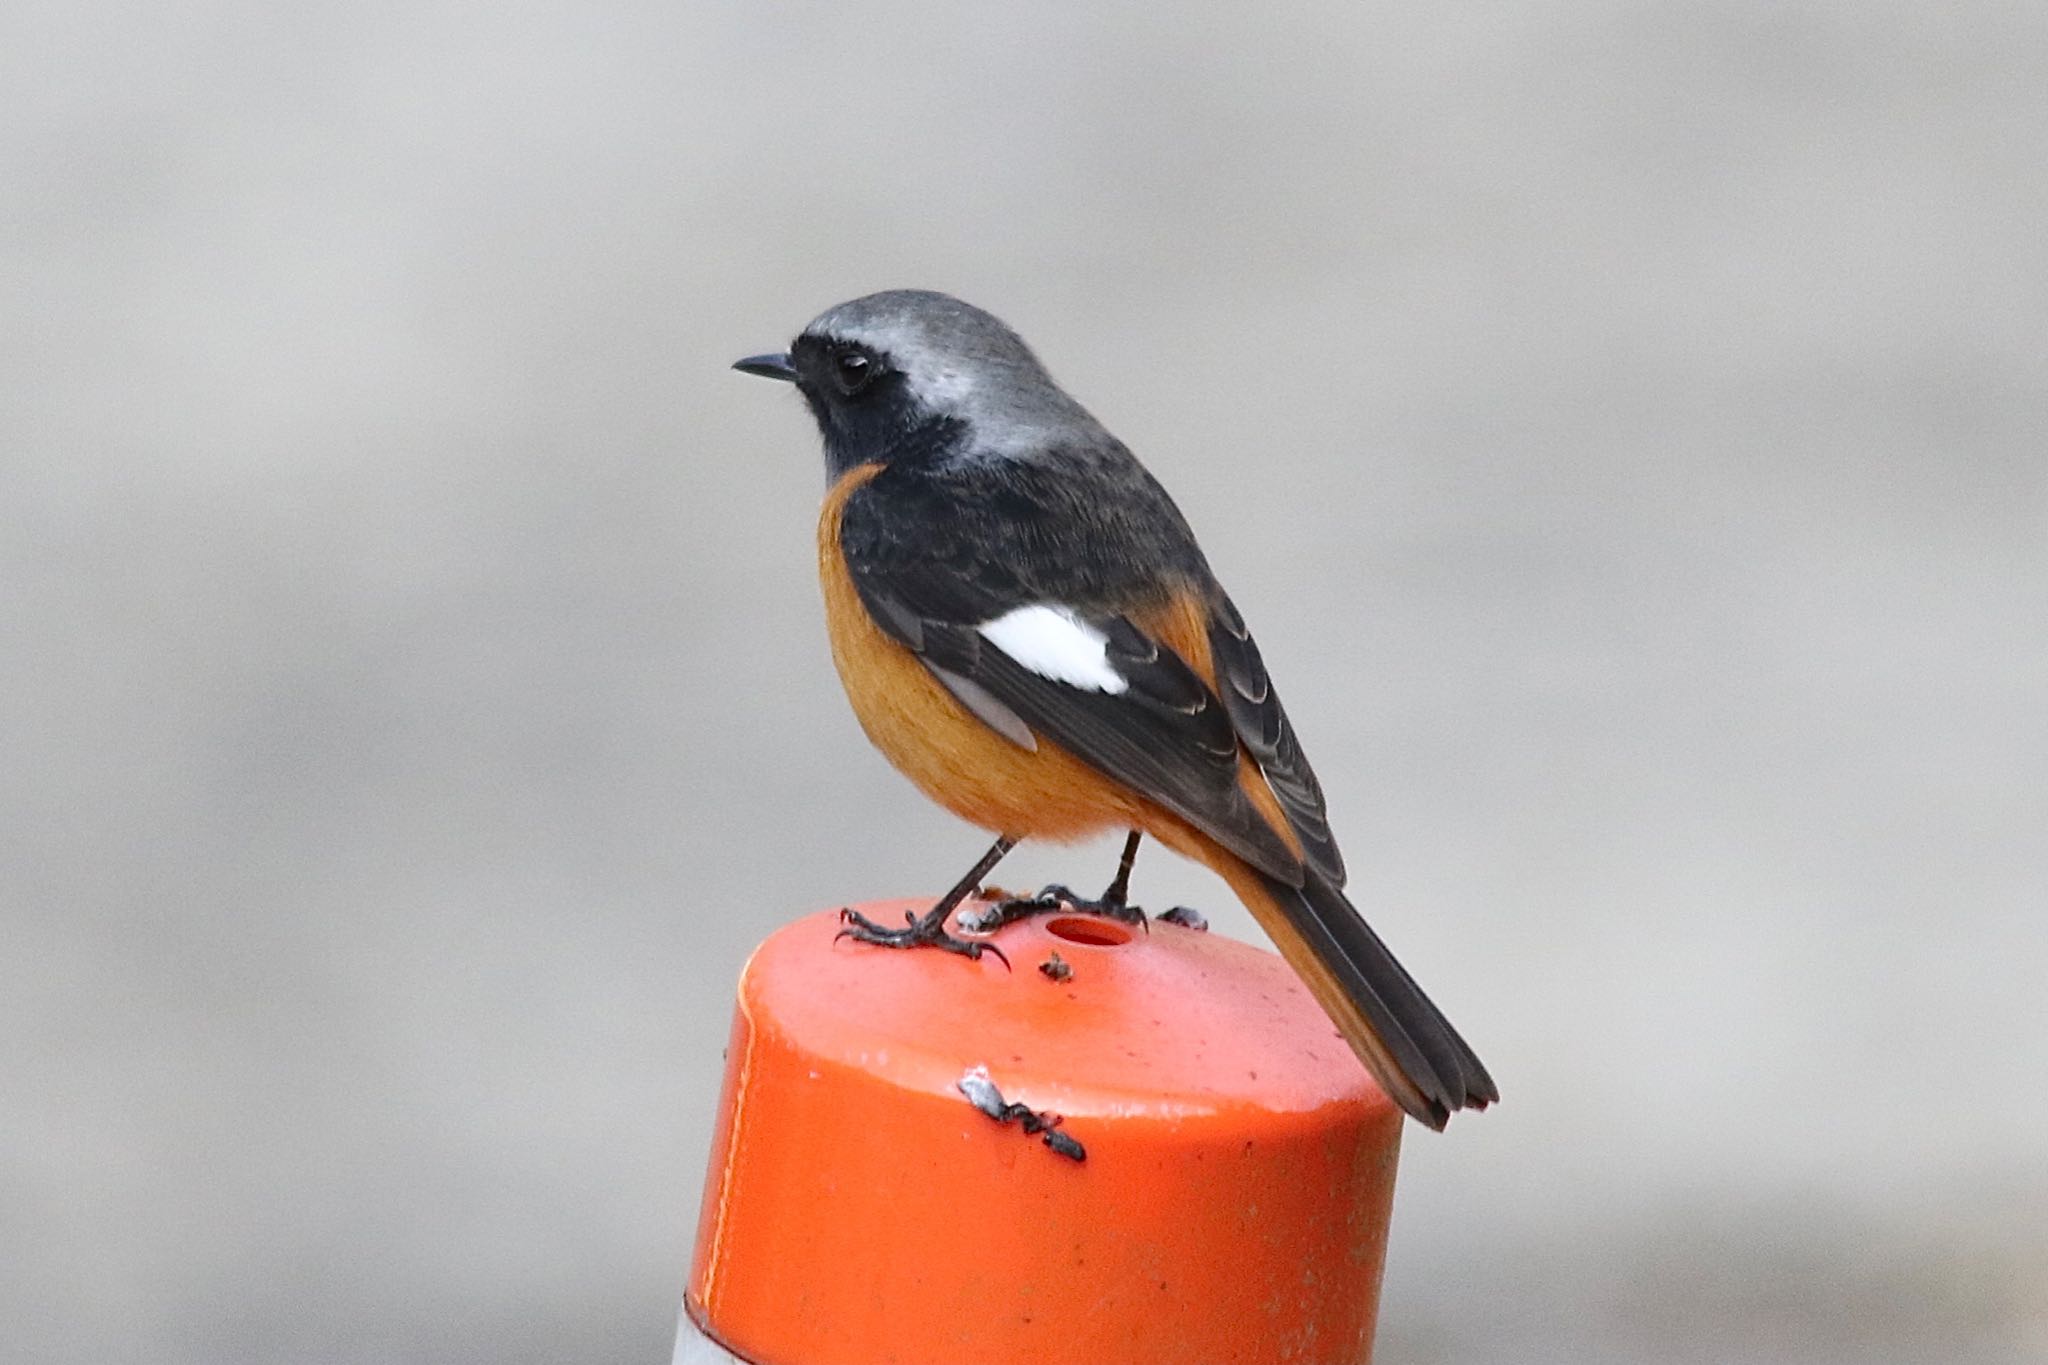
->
[734, 291, 1496, 1129]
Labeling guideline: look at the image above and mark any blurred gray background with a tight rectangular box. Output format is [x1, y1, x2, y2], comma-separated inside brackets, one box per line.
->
[5, 3, 2044, 1363]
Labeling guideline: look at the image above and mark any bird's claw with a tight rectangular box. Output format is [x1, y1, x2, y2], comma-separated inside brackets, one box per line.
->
[836, 906, 1011, 969]
[1035, 883, 1149, 927]
[960, 883, 1150, 934]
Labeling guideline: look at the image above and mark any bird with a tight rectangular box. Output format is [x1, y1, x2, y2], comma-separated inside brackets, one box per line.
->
[733, 290, 1496, 1129]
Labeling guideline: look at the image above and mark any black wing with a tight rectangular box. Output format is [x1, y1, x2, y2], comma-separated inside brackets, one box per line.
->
[840, 461, 1319, 885]
[1207, 592, 1346, 886]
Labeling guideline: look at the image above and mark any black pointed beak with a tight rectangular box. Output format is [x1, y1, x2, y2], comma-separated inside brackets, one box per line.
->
[733, 352, 798, 382]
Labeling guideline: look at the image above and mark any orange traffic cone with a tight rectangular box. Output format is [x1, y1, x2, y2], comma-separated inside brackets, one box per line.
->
[679, 899, 1404, 1364]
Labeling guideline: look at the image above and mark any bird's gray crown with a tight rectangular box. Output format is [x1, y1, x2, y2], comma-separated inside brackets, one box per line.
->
[802, 290, 1106, 456]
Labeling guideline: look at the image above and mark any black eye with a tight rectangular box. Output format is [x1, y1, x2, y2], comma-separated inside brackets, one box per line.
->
[832, 347, 879, 396]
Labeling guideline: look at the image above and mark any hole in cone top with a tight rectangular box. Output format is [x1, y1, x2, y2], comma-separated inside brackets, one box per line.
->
[1045, 915, 1133, 946]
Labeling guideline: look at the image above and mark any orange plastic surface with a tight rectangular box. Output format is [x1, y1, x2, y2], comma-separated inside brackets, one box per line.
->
[687, 901, 1403, 1365]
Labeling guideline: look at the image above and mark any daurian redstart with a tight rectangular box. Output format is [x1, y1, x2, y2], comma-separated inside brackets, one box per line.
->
[735, 290, 1495, 1129]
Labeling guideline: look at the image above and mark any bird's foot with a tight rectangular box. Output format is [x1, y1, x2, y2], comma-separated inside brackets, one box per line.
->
[958, 883, 1149, 935]
[836, 905, 1010, 969]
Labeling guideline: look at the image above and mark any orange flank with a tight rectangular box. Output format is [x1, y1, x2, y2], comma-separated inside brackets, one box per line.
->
[818, 463, 1152, 844]
[817, 469, 1298, 869]
[1131, 586, 1309, 869]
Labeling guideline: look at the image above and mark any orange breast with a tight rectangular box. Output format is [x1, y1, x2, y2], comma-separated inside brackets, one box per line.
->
[817, 465, 1144, 845]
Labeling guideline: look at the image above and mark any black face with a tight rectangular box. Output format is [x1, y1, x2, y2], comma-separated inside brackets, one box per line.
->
[782, 333, 956, 479]
[789, 334, 894, 403]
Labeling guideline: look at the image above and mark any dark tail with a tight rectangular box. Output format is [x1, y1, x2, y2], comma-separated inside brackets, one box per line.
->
[1221, 862, 1498, 1129]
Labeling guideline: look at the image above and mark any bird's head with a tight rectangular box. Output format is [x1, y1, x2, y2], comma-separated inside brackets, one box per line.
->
[734, 290, 1102, 478]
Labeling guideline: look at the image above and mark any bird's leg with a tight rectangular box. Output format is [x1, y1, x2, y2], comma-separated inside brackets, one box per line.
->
[1095, 828, 1143, 911]
[964, 831, 1152, 933]
[837, 835, 1017, 967]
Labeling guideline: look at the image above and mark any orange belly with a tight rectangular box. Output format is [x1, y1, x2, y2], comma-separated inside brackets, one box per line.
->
[817, 465, 1144, 844]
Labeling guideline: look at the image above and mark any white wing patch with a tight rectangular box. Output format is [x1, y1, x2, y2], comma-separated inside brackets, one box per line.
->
[978, 605, 1129, 695]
